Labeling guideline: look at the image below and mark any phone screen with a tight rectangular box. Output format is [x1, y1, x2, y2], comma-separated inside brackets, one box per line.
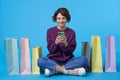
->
[58, 32, 65, 36]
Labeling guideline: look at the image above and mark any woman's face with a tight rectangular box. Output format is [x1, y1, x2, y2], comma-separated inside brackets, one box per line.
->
[56, 13, 67, 27]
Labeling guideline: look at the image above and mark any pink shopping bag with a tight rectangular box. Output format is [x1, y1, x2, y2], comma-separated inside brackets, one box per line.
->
[105, 36, 117, 72]
[20, 38, 31, 74]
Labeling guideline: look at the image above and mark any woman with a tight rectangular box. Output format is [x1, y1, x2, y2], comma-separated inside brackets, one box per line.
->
[37, 7, 88, 76]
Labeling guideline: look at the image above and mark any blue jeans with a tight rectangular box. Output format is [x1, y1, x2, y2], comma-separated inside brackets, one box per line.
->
[37, 56, 88, 71]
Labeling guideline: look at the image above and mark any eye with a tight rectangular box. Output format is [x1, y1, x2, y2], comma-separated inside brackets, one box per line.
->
[56, 17, 66, 21]
[57, 17, 61, 20]
[62, 17, 66, 20]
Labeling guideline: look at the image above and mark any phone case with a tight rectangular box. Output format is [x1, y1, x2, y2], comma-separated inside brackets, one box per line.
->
[58, 32, 65, 36]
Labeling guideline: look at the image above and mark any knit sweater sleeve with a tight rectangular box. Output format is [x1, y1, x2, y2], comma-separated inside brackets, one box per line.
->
[47, 29, 59, 53]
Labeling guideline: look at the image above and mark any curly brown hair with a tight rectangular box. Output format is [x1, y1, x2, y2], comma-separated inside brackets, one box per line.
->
[52, 8, 71, 22]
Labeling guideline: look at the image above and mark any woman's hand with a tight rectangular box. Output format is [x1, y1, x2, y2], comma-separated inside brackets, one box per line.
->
[55, 36, 68, 47]
[55, 36, 61, 44]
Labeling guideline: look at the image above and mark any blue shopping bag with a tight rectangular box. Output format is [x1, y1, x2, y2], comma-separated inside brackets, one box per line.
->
[5, 38, 19, 75]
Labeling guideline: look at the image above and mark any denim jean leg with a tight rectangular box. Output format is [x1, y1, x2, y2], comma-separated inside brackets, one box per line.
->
[37, 57, 58, 71]
[64, 56, 88, 70]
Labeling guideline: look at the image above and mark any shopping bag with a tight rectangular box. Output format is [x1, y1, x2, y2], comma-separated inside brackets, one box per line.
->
[20, 38, 31, 74]
[91, 36, 103, 72]
[5, 38, 19, 75]
[81, 42, 91, 71]
[32, 46, 42, 74]
[105, 36, 116, 72]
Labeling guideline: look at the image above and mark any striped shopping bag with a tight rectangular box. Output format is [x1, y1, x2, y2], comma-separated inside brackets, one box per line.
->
[5, 38, 19, 75]
[105, 36, 117, 72]
[91, 36, 103, 72]
[81, 42, 91, 72]
[32, 46, 42, 74]
[20, 38, 31, 75]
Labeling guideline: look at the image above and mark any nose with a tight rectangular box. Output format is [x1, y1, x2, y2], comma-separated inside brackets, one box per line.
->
[60, 19, 64, 22]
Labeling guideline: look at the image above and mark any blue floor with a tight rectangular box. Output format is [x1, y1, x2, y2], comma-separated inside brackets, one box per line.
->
[0, 64, 120, 80]
[1, 72, 120, 80]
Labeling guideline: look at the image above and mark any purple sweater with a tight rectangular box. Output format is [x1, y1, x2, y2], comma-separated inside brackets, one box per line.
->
[47, 26, 76, 62]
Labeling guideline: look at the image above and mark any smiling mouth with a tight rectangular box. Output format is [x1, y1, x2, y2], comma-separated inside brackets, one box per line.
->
[60, 22, 65, 24]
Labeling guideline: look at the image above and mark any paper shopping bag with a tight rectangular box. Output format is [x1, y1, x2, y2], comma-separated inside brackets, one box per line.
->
[5, 38, 19, 75]
[81, 42, 91, 72]
[20, 38, 31, 74]
[91, 36, 103, 72]
[105, 36, 117, 72]
[32, 46, 42, 74]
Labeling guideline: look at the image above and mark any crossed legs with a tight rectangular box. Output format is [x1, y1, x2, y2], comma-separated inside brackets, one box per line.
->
[37, 56, 88, 75]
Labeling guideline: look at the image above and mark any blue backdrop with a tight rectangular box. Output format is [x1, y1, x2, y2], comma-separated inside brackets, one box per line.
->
[0, 0, 120, 80]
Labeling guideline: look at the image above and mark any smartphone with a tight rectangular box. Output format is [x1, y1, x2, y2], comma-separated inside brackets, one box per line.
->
[58, 32, 65, 36]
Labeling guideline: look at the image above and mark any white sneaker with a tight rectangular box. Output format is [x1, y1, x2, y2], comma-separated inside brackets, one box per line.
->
[75, 67, 86, 76]
[64, 67, 86, 76]
[45, 69, 55, 76]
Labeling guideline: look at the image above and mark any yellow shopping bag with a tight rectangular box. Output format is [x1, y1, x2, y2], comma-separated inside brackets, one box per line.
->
[32, 46, 42, 74]
[91, 36, 103, 72]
